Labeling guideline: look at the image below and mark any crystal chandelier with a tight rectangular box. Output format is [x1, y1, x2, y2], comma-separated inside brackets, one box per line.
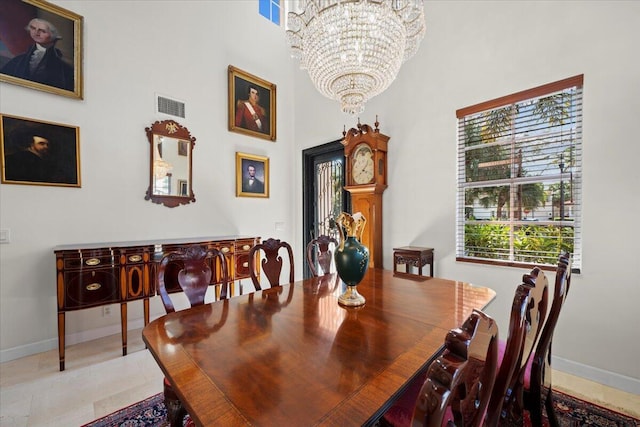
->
[286, 0, 426, 115]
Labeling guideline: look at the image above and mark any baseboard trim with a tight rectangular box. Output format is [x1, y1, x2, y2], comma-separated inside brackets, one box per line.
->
[0, 316, 158, 364]
[552, 355, 640, 395]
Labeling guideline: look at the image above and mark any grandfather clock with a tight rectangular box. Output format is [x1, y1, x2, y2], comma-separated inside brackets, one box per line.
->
[342, 118, 389, 269]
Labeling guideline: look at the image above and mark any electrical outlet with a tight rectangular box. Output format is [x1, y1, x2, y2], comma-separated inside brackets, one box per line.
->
[103, 306, 111, 316]
[0, 229, 10, 243]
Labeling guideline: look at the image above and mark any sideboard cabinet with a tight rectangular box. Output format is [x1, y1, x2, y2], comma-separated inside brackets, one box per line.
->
[54, 236, 260, 371]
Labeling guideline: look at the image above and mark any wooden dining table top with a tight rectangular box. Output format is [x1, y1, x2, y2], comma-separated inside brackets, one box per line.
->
[142, 268, 496, 427]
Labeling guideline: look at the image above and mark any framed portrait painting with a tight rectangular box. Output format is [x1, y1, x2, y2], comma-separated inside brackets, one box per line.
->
[228, 65, 276, 141]
[1, 114, 81, 187]
[0, 0, 83, 99]
[178, 140, 188, 156]
[236, 152, 269, 198]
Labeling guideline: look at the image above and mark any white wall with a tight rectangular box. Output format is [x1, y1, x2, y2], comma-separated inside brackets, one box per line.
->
[0, 1, 296, 358]
[292, 1, 640, 393]
[1, 0, 639, 395]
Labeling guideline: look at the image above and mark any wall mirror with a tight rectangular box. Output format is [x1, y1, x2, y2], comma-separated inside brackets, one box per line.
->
[145, 119, 195, 207]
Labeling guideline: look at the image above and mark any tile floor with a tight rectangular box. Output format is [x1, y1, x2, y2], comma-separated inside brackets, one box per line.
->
[1, 329, 638, 426]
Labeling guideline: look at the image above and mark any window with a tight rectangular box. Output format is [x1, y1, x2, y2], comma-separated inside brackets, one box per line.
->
[259, 0, 280, 25]
[456, 75, 583, 272]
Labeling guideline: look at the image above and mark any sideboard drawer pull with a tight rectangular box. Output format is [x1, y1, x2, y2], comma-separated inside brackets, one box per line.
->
[128, 255, 142, 262]
[86, 283, 102, 291]
[221, 247, 230, 253]
[242, 245, 251, 250]
[243, 262, 249, 268]
[85, 258, 100, 266]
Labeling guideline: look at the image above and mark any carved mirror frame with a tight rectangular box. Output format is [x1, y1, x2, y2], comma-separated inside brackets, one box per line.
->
[145, 120, 196, 208]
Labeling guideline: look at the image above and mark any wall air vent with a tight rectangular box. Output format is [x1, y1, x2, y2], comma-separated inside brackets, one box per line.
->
[156, 95, 185, 118]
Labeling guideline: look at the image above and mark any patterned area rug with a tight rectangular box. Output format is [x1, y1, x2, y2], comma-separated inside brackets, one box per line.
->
[81, 393, 168, 427]
[82, 390, 639, 427]
[542, 391, 639, 427]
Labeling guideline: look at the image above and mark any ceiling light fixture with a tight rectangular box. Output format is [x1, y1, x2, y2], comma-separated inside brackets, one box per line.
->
[286, 0, 426, 115]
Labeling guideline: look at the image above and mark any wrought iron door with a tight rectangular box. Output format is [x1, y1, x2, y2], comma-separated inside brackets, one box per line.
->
[302, 140, 348, 278]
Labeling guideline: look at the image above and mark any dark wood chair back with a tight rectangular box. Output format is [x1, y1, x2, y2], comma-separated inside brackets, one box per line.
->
[485, 267, 549, 427]
[249, 238, 294, 290]
[157, 245, 229, 313]
[525, 252, 572, 426]
[412, 309, 499, 427]
[380, 309, 498, 427]
[306, 234, 338, 276]
[156, 245, 229, 427]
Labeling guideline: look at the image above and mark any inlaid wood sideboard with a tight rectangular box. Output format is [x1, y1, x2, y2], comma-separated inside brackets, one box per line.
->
[54, 235, 260, 371]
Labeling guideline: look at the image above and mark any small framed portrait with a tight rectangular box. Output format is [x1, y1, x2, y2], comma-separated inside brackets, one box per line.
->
[236, 152, 269, 198]
[178, 140, 188, 156]
[1, 114, 81, 187]
[228, 65, 276, 141]
[0, 0, 83, 99]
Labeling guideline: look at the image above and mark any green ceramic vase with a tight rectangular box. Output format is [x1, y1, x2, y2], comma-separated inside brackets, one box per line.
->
[335, 236, 369, 286]
[335, 212, 369, 306]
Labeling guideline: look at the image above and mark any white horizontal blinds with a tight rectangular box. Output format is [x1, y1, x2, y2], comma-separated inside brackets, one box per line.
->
[456, 75, 583, 271]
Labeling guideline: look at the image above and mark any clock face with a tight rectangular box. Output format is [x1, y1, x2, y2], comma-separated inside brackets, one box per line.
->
[352, 144, 374, 184]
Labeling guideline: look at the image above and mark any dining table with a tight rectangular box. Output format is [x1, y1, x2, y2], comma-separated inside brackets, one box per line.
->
[142, 268, 496, 426]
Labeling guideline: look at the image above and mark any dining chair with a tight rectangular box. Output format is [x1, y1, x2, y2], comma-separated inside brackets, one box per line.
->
[157, 246, 230, 312]
[522, 252, 572, 426]
[485, 266, 549, 427]
[380, 309, 499, 427]
[306, 234, 338, 276]
[248, 237, 294, 290]
[156, 245, 229, 427]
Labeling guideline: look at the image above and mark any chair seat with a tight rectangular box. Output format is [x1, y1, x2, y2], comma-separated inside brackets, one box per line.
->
[381, 371, 427, 426]
[497, 338, 533, 389]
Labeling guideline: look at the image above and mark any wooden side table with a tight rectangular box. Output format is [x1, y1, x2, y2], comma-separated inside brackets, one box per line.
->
[393, 246, 434, 277]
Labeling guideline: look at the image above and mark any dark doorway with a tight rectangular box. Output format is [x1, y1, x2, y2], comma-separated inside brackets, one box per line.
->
[302, 140, 349, 278]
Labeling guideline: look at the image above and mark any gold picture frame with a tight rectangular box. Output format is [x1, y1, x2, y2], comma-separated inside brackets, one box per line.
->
[236, 152, 269, 198]
[0, 0, 83, 99]
[228, 65, 276, 141]
[1, 113, 81, 187]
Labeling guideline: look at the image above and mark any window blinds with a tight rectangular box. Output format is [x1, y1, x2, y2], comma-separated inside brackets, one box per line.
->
[456, 75, 583, 271]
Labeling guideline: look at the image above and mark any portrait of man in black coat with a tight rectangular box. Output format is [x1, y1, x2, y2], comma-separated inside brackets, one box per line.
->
[1, 115, 80, 186]
[1, 17, 74, 91]
[242, 162, 265, 194]
[0, 18, 74, 90]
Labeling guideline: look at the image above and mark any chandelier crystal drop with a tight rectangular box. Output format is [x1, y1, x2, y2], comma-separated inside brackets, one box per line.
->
[286, 0, 426, 115]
